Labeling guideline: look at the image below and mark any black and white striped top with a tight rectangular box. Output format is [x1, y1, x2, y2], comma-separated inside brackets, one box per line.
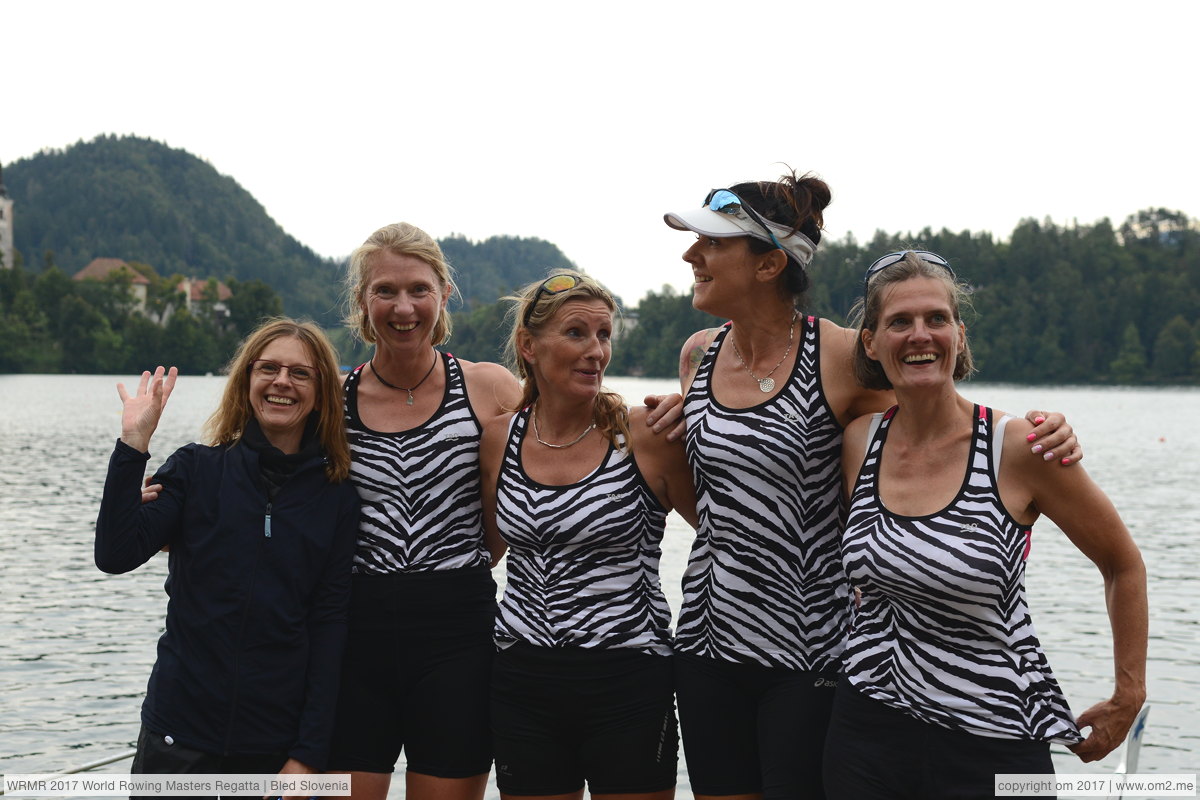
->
[679, 318, 848, 671]
[842, 405, 1082, 743]
[344, 354, 491, 574]
[493, 408, 673, 655]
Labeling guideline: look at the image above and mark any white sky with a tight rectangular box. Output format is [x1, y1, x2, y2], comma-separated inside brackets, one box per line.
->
[5, 1, 1197, 305]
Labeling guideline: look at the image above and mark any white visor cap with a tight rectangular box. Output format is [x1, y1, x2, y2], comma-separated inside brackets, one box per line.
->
[663, 205, 817, 267]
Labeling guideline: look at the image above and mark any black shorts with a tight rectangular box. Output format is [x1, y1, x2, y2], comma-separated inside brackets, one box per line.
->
[491, 642, 679, 796]
[823, 682, 1054, 800]
[326, 566, 497, 777]
[674, 650, 838, 800]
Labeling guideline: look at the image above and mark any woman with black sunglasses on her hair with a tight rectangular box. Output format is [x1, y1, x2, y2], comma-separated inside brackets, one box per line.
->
[479, 269, 698, 800]
[95, 319, 361, 788]
[653, 170, 1084, 800]
[824, 251, 1145, 798]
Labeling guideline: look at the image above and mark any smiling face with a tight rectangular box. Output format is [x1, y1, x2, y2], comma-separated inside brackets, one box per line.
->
[519, 298, 613, 402]
[248, 335, 318, 451]
[862, 276, 966, 391]
[681, 234, 761, 316]
[361, 251, 449, 355]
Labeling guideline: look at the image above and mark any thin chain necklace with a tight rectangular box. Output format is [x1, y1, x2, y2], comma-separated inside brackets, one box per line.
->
[531, 404, 596, 449]
[371, 351, 438, 406]
[730, 311, 798, 393]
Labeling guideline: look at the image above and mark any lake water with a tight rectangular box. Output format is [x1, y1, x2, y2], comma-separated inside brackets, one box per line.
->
[1, 374, 1197, 796]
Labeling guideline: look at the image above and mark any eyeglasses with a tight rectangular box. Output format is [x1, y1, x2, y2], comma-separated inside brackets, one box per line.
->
[522, 273, 581, 328]
[704, 188, 784, 251]
[863, 250, 956, 293]
[250, 360, 317, 383]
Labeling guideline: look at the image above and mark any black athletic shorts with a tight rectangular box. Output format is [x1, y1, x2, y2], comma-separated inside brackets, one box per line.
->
[491, 642, 678, 796]
[674, 650, 838, 800]
[326, 566, 497, 777]
[823, 682, 1055, 799]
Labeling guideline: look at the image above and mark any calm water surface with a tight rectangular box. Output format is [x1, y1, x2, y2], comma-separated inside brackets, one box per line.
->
[1, 374, 1197, 795]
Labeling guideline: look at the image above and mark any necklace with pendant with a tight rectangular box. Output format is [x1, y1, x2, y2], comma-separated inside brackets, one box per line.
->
[531, 404, 596, 449]
[730, 312, 798, 393]
[371, 351, 438, 405]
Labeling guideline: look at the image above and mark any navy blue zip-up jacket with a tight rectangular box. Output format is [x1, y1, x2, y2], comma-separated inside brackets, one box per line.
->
[95, 438, 360, 770]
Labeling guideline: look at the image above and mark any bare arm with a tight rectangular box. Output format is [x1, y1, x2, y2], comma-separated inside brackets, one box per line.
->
[629, 407, 698, 529]
[1003, 421, 1148, 763]
[460, 359, 522, 423]
[479, 413, 514, 567]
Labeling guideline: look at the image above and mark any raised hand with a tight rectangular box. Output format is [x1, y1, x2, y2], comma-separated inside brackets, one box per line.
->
[117, 366, 178, 453]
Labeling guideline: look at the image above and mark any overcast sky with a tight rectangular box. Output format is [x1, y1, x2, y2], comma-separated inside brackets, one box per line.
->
[5, 1, 1197, 305]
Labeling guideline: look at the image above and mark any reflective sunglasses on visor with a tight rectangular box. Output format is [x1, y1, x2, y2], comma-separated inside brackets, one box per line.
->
[523, 273, 581, 328]
[863, 250, 955, 294]
[704, 189, 785, 251]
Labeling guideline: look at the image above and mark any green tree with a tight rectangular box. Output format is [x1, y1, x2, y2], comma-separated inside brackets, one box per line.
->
[1109, 323, 1148, 383]
[1152, 315, 1195, 381]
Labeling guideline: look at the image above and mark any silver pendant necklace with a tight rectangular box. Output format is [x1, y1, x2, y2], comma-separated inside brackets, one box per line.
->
[730, 312, 798, 393]
[371, 351, 438, 405]
[531, 404, 596, 449]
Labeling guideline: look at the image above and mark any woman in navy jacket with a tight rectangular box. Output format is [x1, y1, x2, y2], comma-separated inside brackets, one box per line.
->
[95, 318, 360, 780]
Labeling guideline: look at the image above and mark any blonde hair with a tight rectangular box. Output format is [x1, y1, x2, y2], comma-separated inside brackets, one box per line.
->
[504, 269, 631, 449]
[344, 222, 455, 346]
[203, 318, 352, 482]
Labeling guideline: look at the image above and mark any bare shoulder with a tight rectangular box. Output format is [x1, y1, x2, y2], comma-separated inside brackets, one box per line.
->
[457, 358, 521, 417]
[678, 326, 724, 389]
[819, 317, 858, 355]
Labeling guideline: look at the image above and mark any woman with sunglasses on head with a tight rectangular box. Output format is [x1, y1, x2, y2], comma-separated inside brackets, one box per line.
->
[95, 319, 360, 787]
[824, 251, 1146, 799]
[324, 222, 522, 800]
[479, 270, 698, 800]
[656, 170, 1084, 800]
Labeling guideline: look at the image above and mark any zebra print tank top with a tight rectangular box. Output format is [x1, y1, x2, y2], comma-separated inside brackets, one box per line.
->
[493, 408, 673, 656]
[842, 405, 1082, 743]
[679, 318, 848, 671]
[343, 353, 491, 574]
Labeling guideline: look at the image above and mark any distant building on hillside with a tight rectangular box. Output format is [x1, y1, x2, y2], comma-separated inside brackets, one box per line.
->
[0, 164, 13, 270]
[73, 258, 150, 311]
[176, 276, 233, 319]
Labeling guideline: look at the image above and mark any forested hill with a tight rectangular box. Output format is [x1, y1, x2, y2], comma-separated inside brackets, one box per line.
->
[5, 135, 570, 324]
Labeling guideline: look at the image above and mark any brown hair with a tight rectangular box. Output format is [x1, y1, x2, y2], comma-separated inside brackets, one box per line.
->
[504, 269, 632, 449]
[730, 167, 832, 305]
[344, 222, 455, 346]
[848, 252, 976, 390]
[202, 317, 352, 482]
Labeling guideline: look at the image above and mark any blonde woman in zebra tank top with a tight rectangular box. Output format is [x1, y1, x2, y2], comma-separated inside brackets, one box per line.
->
[479, 270, 698, 800]
[825, 251, 1146, 799]
[324, 223, 522, 800]
[654, 172, 1086, 800]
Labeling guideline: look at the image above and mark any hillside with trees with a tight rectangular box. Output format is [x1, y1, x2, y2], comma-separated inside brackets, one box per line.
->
[4, 135, 572, 326]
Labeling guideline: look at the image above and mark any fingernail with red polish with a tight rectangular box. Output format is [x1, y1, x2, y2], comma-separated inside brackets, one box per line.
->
[1034, 416, 1046, 425]
[1061, 457, 1071, 465]
[1026, 433, 1037, 442]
